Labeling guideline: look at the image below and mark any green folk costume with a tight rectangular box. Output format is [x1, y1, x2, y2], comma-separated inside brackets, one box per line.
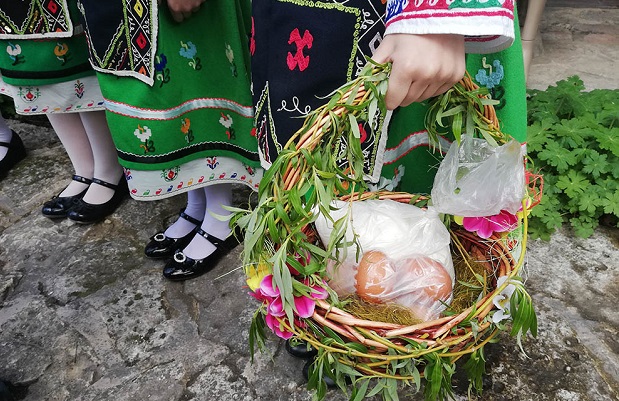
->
[0, 0, 104, 114]
[78, 0, 262, 200]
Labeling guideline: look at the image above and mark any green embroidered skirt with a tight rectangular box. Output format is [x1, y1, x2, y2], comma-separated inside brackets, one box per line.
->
[83, 1, 262, 200]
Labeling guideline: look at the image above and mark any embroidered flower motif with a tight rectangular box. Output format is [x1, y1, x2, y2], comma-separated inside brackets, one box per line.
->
[54, 42, 70, 65]
[74, 80, 85, 99]
[219, 113, 236, 140]
[161, 167, 180, 182]
[225, 43, 238, 77]
[180, 118, 194, 143]
[155, 53, 170, 86]
[6, 42, 23, 65]
[205, 157, 219, 169]
[460, 210, 519, 239]
[134, 125, 156, 153]
[475, 58, 504, 89]
[180, 41, 201, 70]
[492, 276, 517, 324]
[18, 87, 40, 102]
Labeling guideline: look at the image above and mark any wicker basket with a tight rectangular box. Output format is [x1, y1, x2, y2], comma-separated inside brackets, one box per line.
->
[237, 62, 539, 401]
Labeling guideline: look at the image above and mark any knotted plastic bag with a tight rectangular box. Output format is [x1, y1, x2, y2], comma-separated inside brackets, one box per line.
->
[431, 134, 526, 217]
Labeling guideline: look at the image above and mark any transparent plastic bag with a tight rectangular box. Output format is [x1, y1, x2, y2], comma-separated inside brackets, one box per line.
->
[316, 199, 454, 321]
[431, 135, 526, 217]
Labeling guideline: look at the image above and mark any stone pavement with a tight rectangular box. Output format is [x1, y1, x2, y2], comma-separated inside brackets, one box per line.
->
[1, 6, 618, 401]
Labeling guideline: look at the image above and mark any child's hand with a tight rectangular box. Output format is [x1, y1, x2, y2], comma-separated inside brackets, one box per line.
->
[372, 34, 466, 110]
[164, 0, 206, 22]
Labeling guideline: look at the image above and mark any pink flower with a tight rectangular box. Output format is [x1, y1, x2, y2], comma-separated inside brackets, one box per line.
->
[462, 210, 518, 239]
[250, 274, 328, 339]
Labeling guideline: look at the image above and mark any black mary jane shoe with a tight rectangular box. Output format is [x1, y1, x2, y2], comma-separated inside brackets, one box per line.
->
[162, 227, 242, 281]
[0, 130, 27, 180]
[286, 339, 318, 359]
[302, 358, 337, 389]
[144, 210, 203, 259]
[67, 176, 128, 224]
[41, 175, 93, 219]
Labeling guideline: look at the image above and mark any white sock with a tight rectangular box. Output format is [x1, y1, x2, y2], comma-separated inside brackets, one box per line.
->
[47, 113, 94, 197]
[0, 115, 11, 160]
[182, 184, 233, 259]
[163, 189, 206, 239]
[78, 111, 124, 204]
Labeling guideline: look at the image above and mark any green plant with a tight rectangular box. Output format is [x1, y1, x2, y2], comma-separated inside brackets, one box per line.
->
[526, 76, 619, 240]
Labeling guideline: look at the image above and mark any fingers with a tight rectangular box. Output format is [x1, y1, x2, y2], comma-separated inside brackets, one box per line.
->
[374, 34, 465, 109]
[166, 0, 204, 23]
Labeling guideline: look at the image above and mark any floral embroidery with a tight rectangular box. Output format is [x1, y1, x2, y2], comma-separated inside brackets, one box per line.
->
[475, 57, 506, 109]
[475, 58, 504, 89]
[179, 41, 201, 70]
[206, 157, 219, 169]
[219, 113, 235, 140]
[225, 43, 238, 77]
[161, 166, 180, 182]
[54, 42, 70, 65]
[74, 80, 85, 99]
[134, 125, 156, 153]
[6, 42, 23, 65]
[18, 87, 40, 102]
[154, 53, 170, 87]
[287, 28, 313, 71]
[180, 118, 194, 143]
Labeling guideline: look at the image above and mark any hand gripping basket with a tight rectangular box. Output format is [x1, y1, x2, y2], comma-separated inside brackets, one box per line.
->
[235, 62, 541, 401]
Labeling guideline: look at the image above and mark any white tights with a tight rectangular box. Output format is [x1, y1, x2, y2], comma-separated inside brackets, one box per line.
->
[163, 183, 233, 259]
[47, 112, 123, 204]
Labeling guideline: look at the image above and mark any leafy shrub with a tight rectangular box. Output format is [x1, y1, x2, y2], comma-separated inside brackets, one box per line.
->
[526, 76, 619, 240]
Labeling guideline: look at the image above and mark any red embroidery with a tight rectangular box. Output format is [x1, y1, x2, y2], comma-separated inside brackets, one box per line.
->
[287, 28, 313, 71]
[250, 17, 256, 56]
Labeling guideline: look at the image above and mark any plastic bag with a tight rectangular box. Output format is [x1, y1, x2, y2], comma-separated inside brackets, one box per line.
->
[315, 199, 454, 321]
[431, 135, 526, 217]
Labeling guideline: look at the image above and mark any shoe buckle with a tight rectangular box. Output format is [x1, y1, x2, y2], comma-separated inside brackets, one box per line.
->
[173, 252, 186, 263]
[154, 233, 166, 242]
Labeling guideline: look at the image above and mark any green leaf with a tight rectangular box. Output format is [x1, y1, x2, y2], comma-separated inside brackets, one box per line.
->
[536, 141, 577, 172]
[352, 379, 370, 401]
[582, 150, 609, 178]
[601, 190, 619, 216]
[595, 127, 619, 157]
[570, 216, 599, 238]
[556, 170, 590, 198]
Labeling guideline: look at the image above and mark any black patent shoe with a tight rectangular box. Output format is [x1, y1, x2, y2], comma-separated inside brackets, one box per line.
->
[67, 176, 128, 224]
[162, 227, 242, 281]
[0, 130, 27, 180]
[286, 339, 318, 359]
[144, 210, 203, 259]
[41, 175, 92, 219]
[302, 358, 337, 389]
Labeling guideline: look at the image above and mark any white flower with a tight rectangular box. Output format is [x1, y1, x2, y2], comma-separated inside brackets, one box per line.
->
[134, 125, 152, 142]
[219, 114, 233, 128]
[7, 43, 21, 56]
[492, 276, 516, 324]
